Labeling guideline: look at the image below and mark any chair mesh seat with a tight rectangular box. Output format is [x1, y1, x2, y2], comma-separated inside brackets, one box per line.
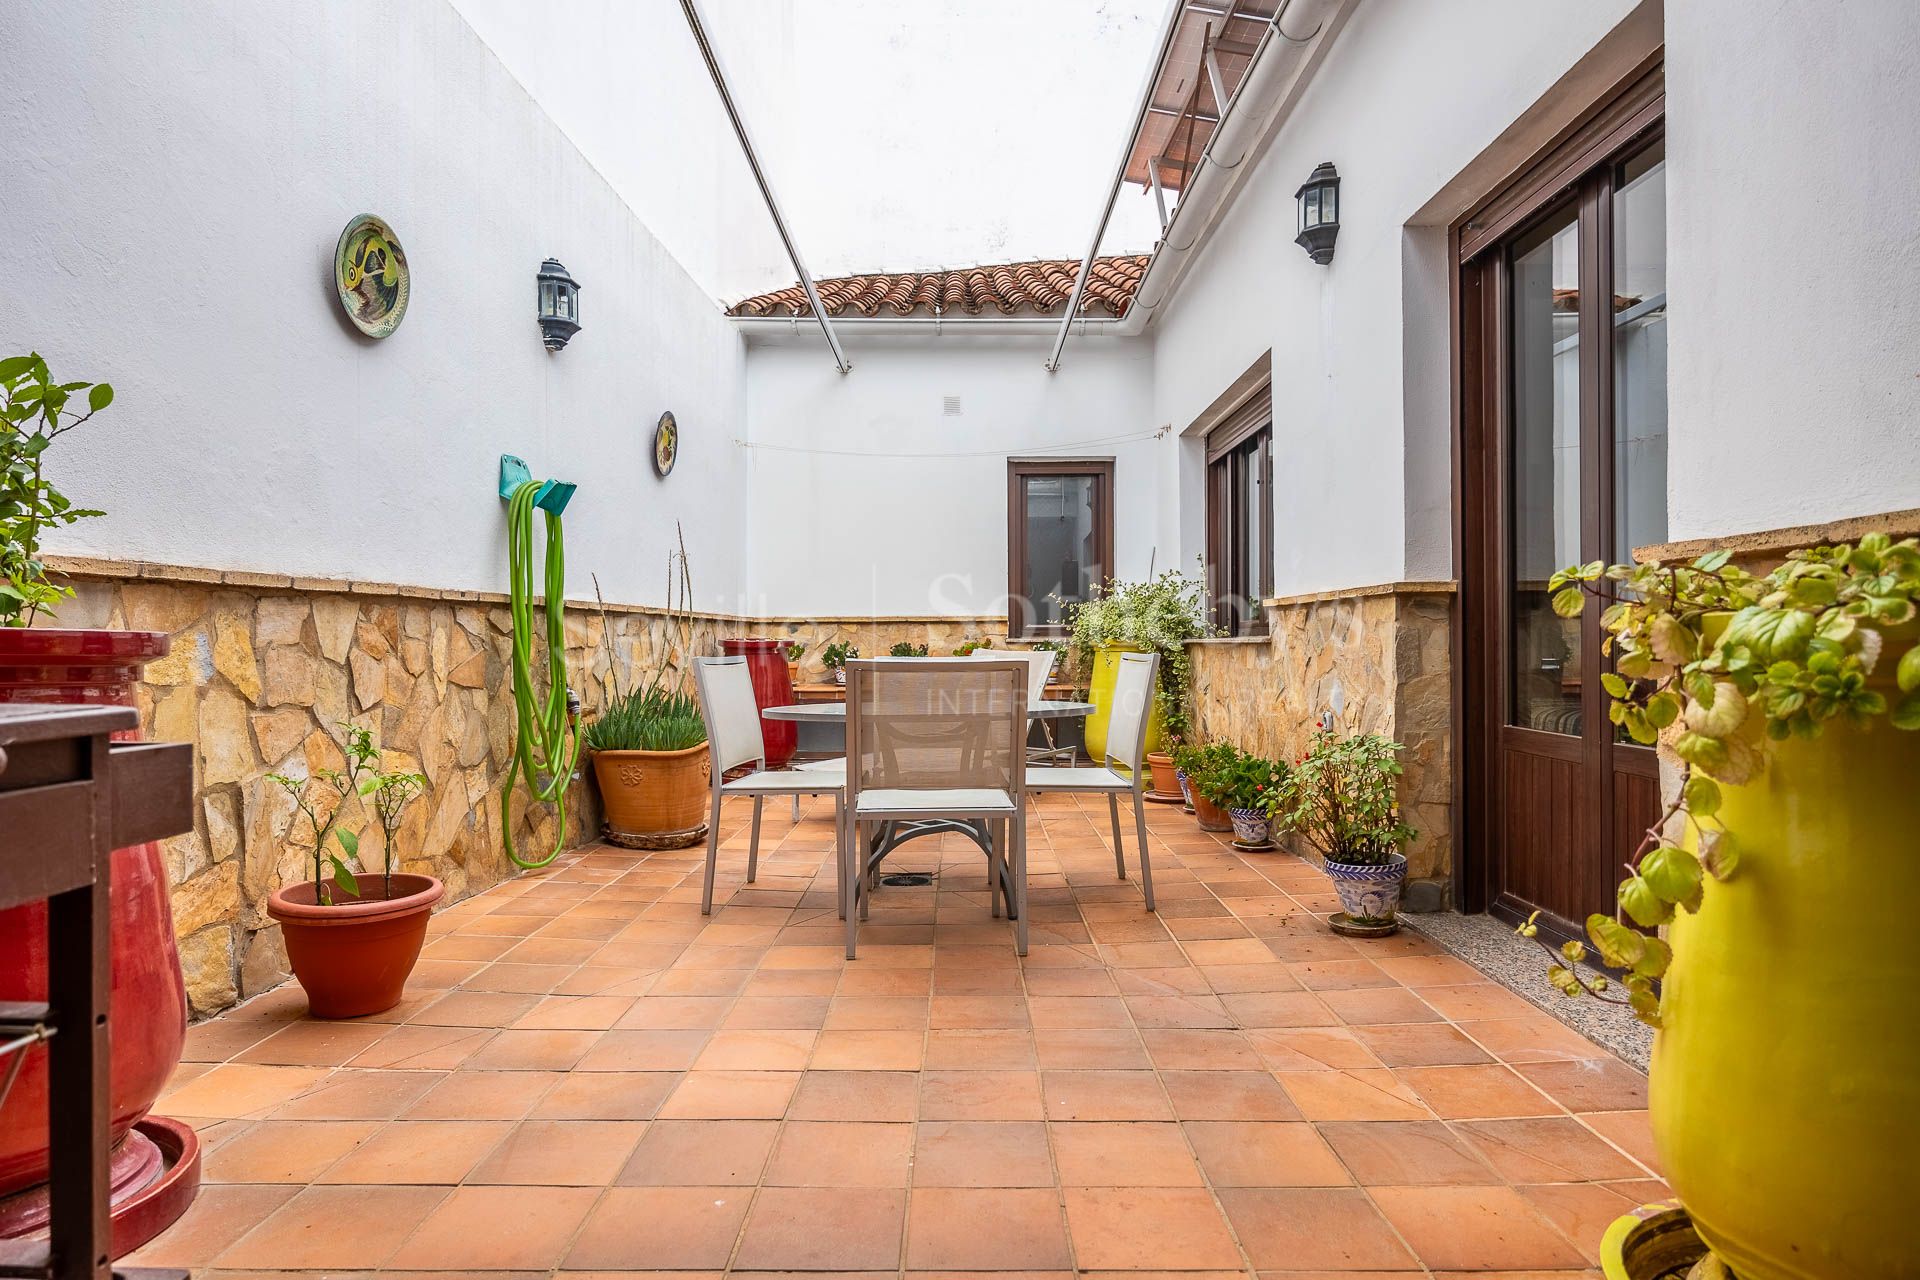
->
[855, 786, 1016, 814]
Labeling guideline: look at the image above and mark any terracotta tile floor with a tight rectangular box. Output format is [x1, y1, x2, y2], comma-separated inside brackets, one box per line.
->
[129, 794, 1664, 1277]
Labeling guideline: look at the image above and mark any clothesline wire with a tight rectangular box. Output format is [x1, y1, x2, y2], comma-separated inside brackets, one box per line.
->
[729, 426, 1166, 461]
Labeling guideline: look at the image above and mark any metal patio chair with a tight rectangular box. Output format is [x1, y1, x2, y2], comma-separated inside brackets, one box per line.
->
[967, 646, 1074, 765]
[1024, 649, 1159, 911]
[693, 656, 847, 918]
[844, 658, 1029, 953]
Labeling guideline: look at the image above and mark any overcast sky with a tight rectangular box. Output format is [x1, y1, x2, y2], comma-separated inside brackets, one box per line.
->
[455, 0, 1169, 301]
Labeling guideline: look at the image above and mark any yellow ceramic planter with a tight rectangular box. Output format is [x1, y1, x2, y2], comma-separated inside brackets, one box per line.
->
[1084, 643, 1164, 763]
[1658, 710, 1920, 1279]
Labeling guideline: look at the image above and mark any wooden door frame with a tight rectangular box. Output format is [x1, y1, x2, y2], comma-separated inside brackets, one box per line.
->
[1006, 457, 1115, 639]
[1452, 60, 1665, 922]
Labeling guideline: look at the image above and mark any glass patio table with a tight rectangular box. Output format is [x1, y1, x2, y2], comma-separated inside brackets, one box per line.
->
[763, 699, 1094, 911]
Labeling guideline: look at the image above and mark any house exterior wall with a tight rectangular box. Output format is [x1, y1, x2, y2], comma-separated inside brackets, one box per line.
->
[741, 336, 1160, 618]
[1, 0, 750, 615]
[1664, 0, 1920, 541]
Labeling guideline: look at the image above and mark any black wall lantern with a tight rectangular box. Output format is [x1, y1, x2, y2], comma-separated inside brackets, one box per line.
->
[537, 258, 582, 350]
[1294, 162, 1340, 265]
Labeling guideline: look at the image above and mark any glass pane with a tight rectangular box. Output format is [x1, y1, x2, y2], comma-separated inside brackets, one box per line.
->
[1509, 209, 1584, 734]
[1613, 140, 1668, 565]
[1023, 474, 1097, 627]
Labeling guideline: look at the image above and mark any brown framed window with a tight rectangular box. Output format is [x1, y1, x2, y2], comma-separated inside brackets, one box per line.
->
[1007, 458, 1114, 637]
[1205, 388, 1274, 635]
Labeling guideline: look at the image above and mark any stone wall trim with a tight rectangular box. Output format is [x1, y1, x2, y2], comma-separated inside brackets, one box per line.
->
[1262, 580, 1456, 609]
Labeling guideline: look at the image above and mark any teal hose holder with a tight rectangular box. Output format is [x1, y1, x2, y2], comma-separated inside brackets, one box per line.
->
[499, 454, 582, 869]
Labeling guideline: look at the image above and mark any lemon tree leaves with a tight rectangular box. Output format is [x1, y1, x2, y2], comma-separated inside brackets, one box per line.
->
[1, 353, 113, 626]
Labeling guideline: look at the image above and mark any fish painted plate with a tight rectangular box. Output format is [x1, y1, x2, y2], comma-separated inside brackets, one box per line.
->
[334, 214, 410, 338]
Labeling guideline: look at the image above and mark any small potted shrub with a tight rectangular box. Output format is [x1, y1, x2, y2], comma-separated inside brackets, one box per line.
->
[585, 681, 710, 849]
[784, 641, 805, 685]
[888, 640, 929, 657]
[265, 724, 441, 1018]
[1275, 719, 1416, 934]
[1183, 742, 1240, 831]
[822, 640, 857, 685]
[1210, 750, 1285, 849]
[1170, 741, 1204, 812]
[1061, 568, 1215, 763]
[1529, 536, 1920, 1280]
[953, 636, 994, 656]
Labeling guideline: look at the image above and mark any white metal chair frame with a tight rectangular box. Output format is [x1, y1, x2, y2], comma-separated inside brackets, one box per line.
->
[692, 656, 847, 921]
[1024, 650, 1159, 911]
[967, 647, 1073, 765]
[843, 658, 1030, 954]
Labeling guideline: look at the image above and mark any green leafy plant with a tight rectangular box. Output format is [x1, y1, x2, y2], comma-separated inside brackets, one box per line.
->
[821, 640, 857, 670]
[1060, 568, 1216, 742]
[1168, 741, 1210, 777]
[888, 640, 929, 658]
[1210, 750, 1286, 811]
[267, 723, 379, 907]
[1182, 740, 1244, 802]
[1523, 534, 1920, 1026]
[0, 353, 111, 625]
[368, 767, 427, 899]
[953, 636, 994, 656]
[784, 641, 806, 662]
[1275, 719, 1416, 867]
[584, 684, 708, 753]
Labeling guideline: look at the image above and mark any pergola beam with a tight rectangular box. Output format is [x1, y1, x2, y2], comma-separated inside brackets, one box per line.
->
[678, 0, 850, 374]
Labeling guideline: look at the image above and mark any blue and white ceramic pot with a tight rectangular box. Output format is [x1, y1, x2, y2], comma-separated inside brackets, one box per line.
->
[1227, 807, 1273, 848]
[1323, 852, 1407, 922]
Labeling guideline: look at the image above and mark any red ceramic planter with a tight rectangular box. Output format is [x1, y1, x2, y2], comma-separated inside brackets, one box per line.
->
[267, 874, 444, 1018]
[0, 629, 193, 1223]
[721, 637, 797, 767]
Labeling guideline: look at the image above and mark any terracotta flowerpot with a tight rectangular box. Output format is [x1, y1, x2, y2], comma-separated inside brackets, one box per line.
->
[721, 638, 796, 767]
[1144, 751, 1182, 803]
[592, 742, 711, 850]
[786, 660, 802, 686]
[1192, 791, 1233, 832]
[0, 629, 187, 1199]
[266, 874, 444, 1019]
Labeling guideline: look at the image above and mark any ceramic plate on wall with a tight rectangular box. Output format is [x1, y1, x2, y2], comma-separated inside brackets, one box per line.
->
[334, 214, 410, 338]
[654, 411, 679, 477]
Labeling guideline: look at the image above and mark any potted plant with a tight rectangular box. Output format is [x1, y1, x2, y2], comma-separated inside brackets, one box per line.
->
[585, 681, 710, 849]
[0, 354, 200, 1245]
[953, 636, 994, 656]
[888, 640, 929, 657]
[784, 640, 805, 685]
[1206, 749, 1285, 849]
[1170, 741, 1203, 812]
[1183, 742, 1240, 832]
[822, 640, 857, 685]
[1528, 535, 1920, 1280]
[1061, 568, 1215, 764]
[1276, 719, 1416, 934]
[264, 724, 442, 1018]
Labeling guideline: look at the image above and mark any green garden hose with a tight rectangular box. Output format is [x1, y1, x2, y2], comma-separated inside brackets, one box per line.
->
[501, 479, 583, 869]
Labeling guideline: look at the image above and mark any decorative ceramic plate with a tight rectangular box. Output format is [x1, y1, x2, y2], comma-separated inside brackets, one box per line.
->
[653, 411, 679, 477]
[334, 214, 410, 338]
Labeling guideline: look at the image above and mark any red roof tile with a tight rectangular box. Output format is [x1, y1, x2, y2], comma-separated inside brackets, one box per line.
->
[727, 254, 1151, 319]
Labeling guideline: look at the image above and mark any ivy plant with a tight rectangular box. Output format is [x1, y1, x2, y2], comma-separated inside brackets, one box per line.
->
[1060, 567, 1216, 743]
[1523, 534, 1920, 1026]
[1272, 719, 1417, 867]
[0, 353, 111, 625]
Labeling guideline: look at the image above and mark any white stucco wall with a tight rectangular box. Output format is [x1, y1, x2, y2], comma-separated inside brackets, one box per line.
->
[1665, 0, 1920, 539]
[1, 0, 747, 612]
[1148, 0, 1643, 596]
[741, 335, 1159, 617]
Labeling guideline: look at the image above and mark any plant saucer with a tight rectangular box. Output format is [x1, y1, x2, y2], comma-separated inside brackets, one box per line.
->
[1328, 911, 1398, 938]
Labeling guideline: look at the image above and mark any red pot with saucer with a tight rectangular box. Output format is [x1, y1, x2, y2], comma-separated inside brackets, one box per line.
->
[0, 628, 200, 1254]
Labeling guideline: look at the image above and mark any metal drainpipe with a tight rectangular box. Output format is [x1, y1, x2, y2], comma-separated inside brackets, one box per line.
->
[678, 0, 850, 374]
[1044, 0, 1190, 373]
